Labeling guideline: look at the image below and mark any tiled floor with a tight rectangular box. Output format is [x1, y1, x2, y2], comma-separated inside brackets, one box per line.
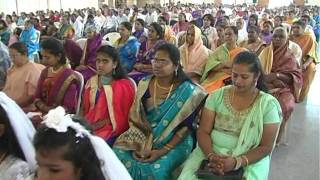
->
[269, 66, 320, 180]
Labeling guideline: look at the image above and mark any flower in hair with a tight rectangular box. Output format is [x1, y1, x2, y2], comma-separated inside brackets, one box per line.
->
[42, 106, 89, 138]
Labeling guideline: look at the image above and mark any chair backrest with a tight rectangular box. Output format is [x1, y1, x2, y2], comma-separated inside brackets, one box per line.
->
[128, 77, 137, 92]
[35, 30, 41, 43]
[73, 71, 85, 115]
[103, 32, 121, 45]
[76, 38, 87, 50]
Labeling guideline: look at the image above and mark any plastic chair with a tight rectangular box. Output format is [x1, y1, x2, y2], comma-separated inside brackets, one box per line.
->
[103, 32, 121, 45]
[73, 71, 84, 115]
[76, 38, 87, 50]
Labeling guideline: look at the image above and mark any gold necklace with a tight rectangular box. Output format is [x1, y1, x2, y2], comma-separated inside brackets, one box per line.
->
[231, 87, 259, 112]
[153, 78, 174, 108]
[155, 79, 171, 90]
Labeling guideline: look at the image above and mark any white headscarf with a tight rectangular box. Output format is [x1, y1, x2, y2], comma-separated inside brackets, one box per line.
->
[0, 92, 36, 170]
[42, 107, 132, 180]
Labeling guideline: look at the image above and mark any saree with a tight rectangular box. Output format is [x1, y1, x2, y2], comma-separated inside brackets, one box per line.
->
[0, 155, 33, 180]
[239, 39, 267, 55]
[172, 21, 190, 34]
[259, 43, 302, 121]
[83, 76, 135, 144]
[63, 39, 83, 69]
[178, 86, 282, 180]
[113, 77, 207, 180]
[114, 36, 141, 73]
[34, 67, 80, 114]
[163, 25, 176, 44]
[129, 40, 166, 83]
[59, 24, 75, 39]
[76, 33, 102, 82]
[200, 44, 246, 93]
[290, 34, 319, 102]
[179, 25, 209, 76]
[20, 26, 39, 60]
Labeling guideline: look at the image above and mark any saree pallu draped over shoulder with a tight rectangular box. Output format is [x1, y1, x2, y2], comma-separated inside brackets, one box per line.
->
[113, 77, 207, 180]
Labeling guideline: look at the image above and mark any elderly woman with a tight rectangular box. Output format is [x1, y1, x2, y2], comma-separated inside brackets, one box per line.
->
[179, 25, 209, 83]
[179, 51, 282, 180]
[290, 20, 319, 102]
[3, 42, 44, 111]
[75, 25, 103, 82]
[259, 27, 302, 144]
[172, 13, 190, 34]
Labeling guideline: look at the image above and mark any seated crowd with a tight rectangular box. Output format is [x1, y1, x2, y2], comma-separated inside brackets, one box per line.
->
[0, 2, 318, 180]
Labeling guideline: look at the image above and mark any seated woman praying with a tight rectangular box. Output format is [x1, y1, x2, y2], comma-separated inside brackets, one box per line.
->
[179, 51, 282, 180]
[113, 43, 207, 180]
[33, 38, 80, 123]
[82, 45, 136, 145]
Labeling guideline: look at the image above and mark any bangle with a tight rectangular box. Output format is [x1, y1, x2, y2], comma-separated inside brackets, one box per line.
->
[233, 157, 242, 170]
[241, 155, 249, 166]
[207, 152, 215, 159]
[163, 145, 171, 151]
[166, 143, 174, 149]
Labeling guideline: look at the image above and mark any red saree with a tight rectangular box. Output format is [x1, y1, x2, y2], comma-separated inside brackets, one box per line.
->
[83, 76, 135, 142]
[34, 67, 80, 114]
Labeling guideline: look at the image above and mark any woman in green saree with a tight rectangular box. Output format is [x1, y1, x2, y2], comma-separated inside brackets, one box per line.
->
[201, 26, 247, 93]
[179, 51, 282, 180]
[113, 43, 207, 180]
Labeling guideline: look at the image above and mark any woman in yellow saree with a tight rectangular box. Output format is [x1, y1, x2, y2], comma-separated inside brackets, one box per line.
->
[179, 51, 282, 180]
[201, 26, 246, 93]
[113, 43, 207, 180]
[290, 20, 319, 102]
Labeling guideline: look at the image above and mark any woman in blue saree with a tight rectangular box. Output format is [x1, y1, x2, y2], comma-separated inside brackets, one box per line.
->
[114, 22, 140, 73]
[113, 43, 207, 180]
[20, 20, 39, 60]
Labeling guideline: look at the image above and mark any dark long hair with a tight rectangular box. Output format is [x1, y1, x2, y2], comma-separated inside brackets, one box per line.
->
[149, 22, 164, 40]
[34, 118, 105, 180]
[0, 105, 25, 160]
[156, 43, 190, 83]
[233, 51, 268, 93]
[96, 45, 127, 80]
[41, 38, 67, 65]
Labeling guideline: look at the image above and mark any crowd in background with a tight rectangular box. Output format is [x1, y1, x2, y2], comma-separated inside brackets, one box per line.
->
[0, 2, 319, 180]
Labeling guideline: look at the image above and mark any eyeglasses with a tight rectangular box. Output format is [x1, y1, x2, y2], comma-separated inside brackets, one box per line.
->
[151, 58, 171, 66]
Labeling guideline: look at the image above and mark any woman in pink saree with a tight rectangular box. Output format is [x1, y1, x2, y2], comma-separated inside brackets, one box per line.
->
[33, 38, 80, 125]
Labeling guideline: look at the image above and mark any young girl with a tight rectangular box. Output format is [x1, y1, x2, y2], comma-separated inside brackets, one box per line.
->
[34, 106, 132, 180]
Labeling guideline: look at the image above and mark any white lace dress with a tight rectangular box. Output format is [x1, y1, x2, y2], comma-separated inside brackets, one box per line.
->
[0, 155, 33, 180]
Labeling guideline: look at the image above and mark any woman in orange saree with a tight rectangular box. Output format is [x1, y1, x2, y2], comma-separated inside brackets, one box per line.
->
[259, 27, 302, 144]
[201, 26, 246, 93]
[82, 45, 135, 145]
[290, 20, 318, 102]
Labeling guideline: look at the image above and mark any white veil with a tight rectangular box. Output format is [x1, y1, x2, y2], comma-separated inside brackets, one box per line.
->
[42, 106, 132, 180]
[0, 92, 36, 170]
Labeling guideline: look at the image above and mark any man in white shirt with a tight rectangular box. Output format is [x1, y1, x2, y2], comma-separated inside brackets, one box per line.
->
[116, 9, 129, 25]
[94, 9, 106, 32]
[145, 7, 157, 26]
[102, 9, 118, 35]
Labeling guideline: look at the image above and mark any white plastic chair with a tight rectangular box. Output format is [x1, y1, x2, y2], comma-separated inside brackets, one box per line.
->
[103, 32, 121, 45]
[73, 71, 84, 115]
[128, 77, 137, 92]
[32, 30, 41, 63]
[76, 38, 87, 50]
